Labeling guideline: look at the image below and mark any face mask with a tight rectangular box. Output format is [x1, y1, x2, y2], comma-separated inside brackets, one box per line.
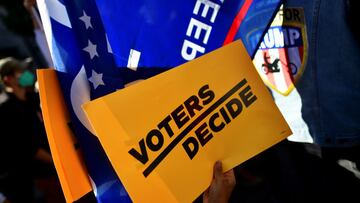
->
[18, 70, 35, 87]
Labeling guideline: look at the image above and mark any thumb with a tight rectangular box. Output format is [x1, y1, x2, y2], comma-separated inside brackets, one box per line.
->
[213, 161, 223, 179]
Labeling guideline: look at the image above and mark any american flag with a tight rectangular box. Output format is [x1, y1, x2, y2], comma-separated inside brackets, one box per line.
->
[37, 0, 132, 202]
[37, 0, 281, 202]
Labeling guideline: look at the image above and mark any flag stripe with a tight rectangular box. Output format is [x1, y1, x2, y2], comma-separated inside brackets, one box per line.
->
[299, 46, 304, 61]
[279, 48, 294, 86]
[223, 0, 253, 45]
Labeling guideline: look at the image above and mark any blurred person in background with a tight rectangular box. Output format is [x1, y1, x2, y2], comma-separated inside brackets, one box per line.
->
[0, 57, 58, 203]
[0, 0, 49, 69]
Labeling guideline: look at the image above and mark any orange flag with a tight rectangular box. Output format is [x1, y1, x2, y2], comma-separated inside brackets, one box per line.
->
[37, 69, 92, 202]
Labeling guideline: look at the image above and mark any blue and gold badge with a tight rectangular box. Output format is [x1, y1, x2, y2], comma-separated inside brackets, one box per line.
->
[253, 7, 308, 96]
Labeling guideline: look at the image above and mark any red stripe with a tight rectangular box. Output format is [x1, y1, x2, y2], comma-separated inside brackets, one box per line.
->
[223, 0, 253, 45]
[279, 48, 294, 86]
[299, 46, 304, 61]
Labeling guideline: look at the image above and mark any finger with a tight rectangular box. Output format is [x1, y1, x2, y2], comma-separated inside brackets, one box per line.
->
[213, 161, 223, 179]
[202, 187, 210, 203]
[203, 187, 210, 195]
[224, 169, 236, 186]
[224, 168, 235, 178]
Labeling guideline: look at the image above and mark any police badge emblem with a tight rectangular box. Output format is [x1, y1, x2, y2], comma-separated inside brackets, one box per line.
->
[252, 7, 308, 96]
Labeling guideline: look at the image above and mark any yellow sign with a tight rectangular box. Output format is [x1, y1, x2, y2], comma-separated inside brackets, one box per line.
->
[83, 40, 292, 203]
[37, 69, 92, 202]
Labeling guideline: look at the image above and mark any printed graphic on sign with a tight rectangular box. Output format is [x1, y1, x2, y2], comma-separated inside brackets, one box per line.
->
[253, 7, 308, 95]
[83, 41, 292, 203]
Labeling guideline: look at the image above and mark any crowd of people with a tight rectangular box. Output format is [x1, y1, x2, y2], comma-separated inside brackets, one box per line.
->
[0, 0, 359, 203]
[0, 0, 63, 202]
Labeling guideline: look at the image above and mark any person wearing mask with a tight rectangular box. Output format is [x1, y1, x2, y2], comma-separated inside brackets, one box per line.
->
[0, 57, 52, 203]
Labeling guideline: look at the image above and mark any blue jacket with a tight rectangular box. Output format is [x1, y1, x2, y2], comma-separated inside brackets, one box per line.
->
[253, 0, 360, 147]
[285, 0, 360, 147]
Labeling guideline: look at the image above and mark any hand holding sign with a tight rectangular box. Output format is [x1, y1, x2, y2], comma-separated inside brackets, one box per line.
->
[203, 161, 236, 203]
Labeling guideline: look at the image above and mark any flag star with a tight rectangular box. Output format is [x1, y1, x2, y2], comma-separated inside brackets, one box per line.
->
[79, 10, 92, 29]
[83, 40, 98, 59]
[88, 70, 105, 89]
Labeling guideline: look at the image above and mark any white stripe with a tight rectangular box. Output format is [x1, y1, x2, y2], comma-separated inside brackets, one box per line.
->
[127, 49, 141, 71]
[105, 34, 113, 54]
[43, 0, 71, 28]
[37, 0, 72, 71]
[31, 7, 54, 67]
[268, 49, 288, 93]
[70, 66, 95, 135]
[252, 51, 264, 74]
[37, 0, 56, 67]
